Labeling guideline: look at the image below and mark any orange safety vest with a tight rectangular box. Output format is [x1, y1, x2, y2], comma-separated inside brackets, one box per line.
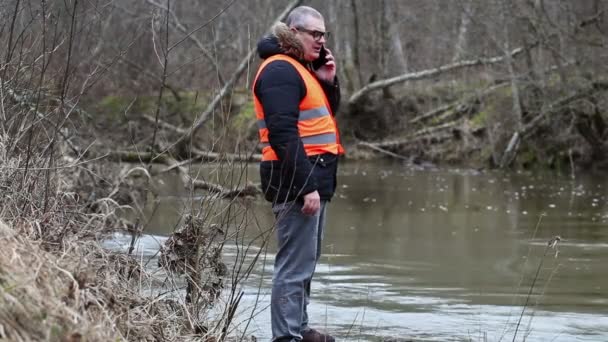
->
[253, 54, 345, 161]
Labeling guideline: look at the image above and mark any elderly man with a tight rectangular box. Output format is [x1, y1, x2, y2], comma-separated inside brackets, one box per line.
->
[252, 5, 343, 342]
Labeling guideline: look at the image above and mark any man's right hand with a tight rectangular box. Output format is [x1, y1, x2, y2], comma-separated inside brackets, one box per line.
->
[302, 190, 320, 216]
[314, 48, 336, 82]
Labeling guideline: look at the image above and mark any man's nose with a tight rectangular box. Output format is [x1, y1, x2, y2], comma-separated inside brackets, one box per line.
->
[318, 35, 326, 44]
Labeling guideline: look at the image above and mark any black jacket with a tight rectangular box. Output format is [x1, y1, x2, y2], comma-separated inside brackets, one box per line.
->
[254, 35, 341, 204]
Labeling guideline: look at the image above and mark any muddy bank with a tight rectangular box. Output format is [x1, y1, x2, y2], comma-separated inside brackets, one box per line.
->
[86, 77, 608, 175]
[341, 80, 608, 172]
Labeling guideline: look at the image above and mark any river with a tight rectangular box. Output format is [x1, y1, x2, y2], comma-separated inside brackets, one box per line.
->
[110, 160, 608, 341]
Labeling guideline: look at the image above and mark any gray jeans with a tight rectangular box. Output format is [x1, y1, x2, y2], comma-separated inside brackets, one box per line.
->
[271, 200, 328, 342]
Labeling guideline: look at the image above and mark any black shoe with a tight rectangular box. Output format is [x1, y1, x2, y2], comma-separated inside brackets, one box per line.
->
[301, 329, 336, 342]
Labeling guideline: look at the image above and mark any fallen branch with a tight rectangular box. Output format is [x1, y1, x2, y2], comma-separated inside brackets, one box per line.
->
[409, 102, 458, 125]
[160, 147, 261, 173]
[361, 130, 454, 149]
[357, 141, 411, 160]
[142, 114, 188, 135]
[190, 147, 261, 163]
[394, 61, 574, 127]
[349, 46, 527, 104]
[409, 82, 510, 125]
[499, 81, 608, 168]
[524, 82, 608, 137]
[85, 149, 260, 197]
[103, 150, 170, 164]
[499, 132, 520, 168]
[163, 155, 260, 199]
[98, 147, 261, 167]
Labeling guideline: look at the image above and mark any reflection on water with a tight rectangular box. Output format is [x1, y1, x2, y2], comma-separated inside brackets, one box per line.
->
[134, 161, 608, 341]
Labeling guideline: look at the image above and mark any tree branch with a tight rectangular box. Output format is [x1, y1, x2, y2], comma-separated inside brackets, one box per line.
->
[178, 0, 303, 145]
[145, 0, 226, 84]
[348, 46, 528, 104]
[499, 81, 608, 168]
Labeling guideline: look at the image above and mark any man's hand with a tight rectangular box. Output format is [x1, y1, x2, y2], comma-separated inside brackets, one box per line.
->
[302, 190, 320, 216]
[314, 48, 336, 82]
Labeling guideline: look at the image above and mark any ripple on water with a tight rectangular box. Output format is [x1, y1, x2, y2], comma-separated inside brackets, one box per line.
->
[102, 232, 166, 256]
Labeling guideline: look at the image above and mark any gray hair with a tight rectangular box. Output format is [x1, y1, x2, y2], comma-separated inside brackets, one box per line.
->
[285, 6, 323, 28]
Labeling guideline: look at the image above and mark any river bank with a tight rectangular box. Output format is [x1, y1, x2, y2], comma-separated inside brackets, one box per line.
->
[86, 75, 608, 176]
[0, 143, 257, 341]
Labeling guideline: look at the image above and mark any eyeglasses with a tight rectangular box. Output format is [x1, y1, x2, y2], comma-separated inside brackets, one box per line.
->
[296, 27, 330, 41]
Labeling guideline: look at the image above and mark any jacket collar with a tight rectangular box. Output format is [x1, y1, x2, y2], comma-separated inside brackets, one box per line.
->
[257, 22, 305, 62]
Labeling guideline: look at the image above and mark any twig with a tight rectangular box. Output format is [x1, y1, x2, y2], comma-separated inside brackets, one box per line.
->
[512, 236, 561, 342]
[357, 141, 410, 160]
[145, 0, 227, 84]
[161, 154, 260, 199]
[142, 113, 187, 134]
[159, 148, 261, 173]
[363, 121, 460, 149]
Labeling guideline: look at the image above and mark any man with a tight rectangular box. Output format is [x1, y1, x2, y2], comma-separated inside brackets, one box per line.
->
[252, 5, 343, 342]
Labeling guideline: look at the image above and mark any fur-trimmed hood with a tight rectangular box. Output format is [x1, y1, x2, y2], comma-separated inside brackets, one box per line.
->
[257, 22, 305, 60]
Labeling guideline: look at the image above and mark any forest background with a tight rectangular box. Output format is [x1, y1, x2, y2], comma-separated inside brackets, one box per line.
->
[1, 0, 607, 341]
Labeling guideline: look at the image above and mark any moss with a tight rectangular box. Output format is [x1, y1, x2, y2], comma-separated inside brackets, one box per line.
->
[468, 85, 515, 128]
[164, 91, 208, 120]
[232, 100, 256, 131]
[50, 324, 64, 339]
[470, 110, 488, 128]
[518, 148, 538, 168]
[97, 96, 133, 121]
[96, 91, 212, 124]
[477, 144, 495, 166]
[494, 84, 513, 98]
[96, 95, 155, 121]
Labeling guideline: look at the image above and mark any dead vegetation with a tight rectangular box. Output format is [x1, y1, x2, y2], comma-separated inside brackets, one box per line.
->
[345, 77, 608, 171]
[1, 65, 259, 342]
[1, 0, 606, 338]
[0, 127, 261, 341]
[0, 228, 193, 342]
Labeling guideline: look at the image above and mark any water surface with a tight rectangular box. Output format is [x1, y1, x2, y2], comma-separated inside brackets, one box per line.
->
[130, 161, 608, 341]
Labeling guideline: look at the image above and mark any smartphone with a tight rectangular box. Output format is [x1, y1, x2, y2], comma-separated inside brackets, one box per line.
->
[312, 46, 328, 70]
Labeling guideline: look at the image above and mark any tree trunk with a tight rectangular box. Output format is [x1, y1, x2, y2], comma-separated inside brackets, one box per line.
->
[350, 0, 363, 89]
[502, 1, 524, 130]
[384, 1, 408, 74]
[452, 0, 472, 62]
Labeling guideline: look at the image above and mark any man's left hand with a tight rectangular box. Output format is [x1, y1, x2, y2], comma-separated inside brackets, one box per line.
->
[314, 48, 336, 82]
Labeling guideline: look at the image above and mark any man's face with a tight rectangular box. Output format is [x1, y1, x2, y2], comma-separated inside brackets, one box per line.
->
[292, 16, 326, 62]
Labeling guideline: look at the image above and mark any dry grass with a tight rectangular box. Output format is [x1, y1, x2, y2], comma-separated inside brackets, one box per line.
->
[0, 229, 122, 341]
[0, 2, 264, 338]
[0, 141, 194, 341]
[0, 221, 207, 341]
[0, 136, 250, 341]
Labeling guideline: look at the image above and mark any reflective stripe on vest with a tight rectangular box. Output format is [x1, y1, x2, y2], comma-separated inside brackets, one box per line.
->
[260, 132, 338, 147]
[256, 106, 330, 129]
[252, 54, 344, 161]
